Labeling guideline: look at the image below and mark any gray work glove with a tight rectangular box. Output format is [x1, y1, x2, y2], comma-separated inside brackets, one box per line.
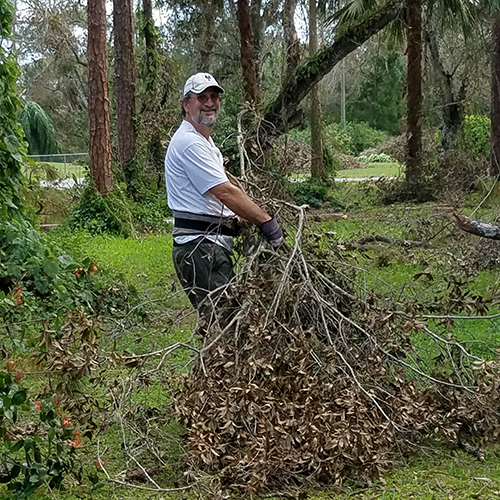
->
[260, 216, 284, 249]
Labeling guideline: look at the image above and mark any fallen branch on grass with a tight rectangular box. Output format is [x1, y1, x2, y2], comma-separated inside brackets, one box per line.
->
[453, 209, 500, 240]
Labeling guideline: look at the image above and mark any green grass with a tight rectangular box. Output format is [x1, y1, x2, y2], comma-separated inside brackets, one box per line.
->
[25, 161, 87, 180]
[290, 163, 403, 180]
[7, 193, 500, 500]
[336, 162, 403, 178]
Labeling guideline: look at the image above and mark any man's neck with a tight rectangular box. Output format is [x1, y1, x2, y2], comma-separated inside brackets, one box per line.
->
[186, 118, 212, 141]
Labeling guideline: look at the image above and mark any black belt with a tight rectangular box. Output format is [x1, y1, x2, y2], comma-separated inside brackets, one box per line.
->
[174, 217, 239, 236]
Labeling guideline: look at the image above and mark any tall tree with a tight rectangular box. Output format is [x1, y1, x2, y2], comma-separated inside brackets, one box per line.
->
[492, 13, 500, 176]
[237, 0, 260, 106]
[260, 0, 405, 143]
[424, 27, 468, 156]
[405, 0, 423, 191]
[113, 0, 137, 191]
[88, 0, 112, 195]
[283, 0, 300, 82]
[309, 0, 324, 179]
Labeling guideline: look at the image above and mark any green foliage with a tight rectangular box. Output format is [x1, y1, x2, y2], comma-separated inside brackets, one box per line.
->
[0, 220, 104, 311]
[458, 115, 490, 160]
[131, 184, 172, 233]
[0, 0, 28, 222]
[288, 178, 347, 209]
[346, 51, 405, 135]
[0, 369, 82, 497]
[19, 101, 60, 156]
[65, 183, 134, 236]
[358, 152, 394, 163]
[66, 182, 171, 236]
[323, 121, 388, 156]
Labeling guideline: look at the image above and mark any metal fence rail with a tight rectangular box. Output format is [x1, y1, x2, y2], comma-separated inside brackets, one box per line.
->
[29, 153, 89, 179]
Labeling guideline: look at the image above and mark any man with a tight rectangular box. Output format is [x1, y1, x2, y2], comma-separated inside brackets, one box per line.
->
[165, 72, 283, 311]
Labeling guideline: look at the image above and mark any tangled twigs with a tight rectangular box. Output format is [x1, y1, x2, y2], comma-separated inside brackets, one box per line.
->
[175, 202, 500, 495]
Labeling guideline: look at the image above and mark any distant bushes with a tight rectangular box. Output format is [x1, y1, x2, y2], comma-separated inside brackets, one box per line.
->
[458, 115, 490, 160]
[289, 121, 388, 157]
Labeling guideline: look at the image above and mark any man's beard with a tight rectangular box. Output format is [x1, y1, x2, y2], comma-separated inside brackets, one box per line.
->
[197, 109, 218, 126]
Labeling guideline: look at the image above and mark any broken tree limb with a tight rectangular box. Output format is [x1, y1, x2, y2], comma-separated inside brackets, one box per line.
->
[453, 210, 500, 240]
[344, 235, 427, 250]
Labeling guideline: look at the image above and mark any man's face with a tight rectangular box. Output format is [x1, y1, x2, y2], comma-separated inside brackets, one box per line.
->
[184, 88, 221, 127]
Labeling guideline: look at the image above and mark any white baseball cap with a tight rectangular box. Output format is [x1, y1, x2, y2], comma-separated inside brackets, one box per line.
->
[183, 72, 224, 97]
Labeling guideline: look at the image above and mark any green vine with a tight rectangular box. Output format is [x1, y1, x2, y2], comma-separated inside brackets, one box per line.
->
[0, 0, 28, 223]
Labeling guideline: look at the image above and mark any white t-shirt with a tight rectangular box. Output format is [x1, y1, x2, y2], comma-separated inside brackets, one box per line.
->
[165, 120, 234, 248]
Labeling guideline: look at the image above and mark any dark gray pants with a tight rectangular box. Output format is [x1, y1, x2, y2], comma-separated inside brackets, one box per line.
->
[172, 238, 234, 311]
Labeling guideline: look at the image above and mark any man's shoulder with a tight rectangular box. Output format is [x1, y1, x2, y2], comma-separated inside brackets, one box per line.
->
[169, 121, 207, 151]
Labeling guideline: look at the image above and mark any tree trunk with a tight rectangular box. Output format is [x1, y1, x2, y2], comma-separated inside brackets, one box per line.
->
[113, 0, 137, 191]
[425, 28, 466, 156]
[142, 0, 155, 79]
[492, 14, 500, 176]
[283, 0, 300, 82]
[405, 0, 422, 190]
[88, 0, 113, 195]
[237, 0, 260, 106]
[309, 0, 324, 179]
[260, 0, 404, 144]
[198, 4, 218, 72]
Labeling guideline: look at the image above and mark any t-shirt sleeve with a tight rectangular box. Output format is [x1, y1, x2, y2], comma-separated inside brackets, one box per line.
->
[182, 142, 228, 195]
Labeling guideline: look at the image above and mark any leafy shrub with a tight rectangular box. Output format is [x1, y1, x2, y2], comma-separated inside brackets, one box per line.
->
[66, 182, 171, 236]
[0, 220, 133, 356]
[66, 183, 134, 236]
[0, 365, 82, 496]
[130, 184, 172, 233]
[288, 178, 345, 209]
[358, 152, 395, 164]
[459, 115, 490, 160]
[324, 122, 387, 156]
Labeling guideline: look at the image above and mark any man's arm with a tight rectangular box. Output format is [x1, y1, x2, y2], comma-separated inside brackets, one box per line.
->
[209, 181, 271, 225]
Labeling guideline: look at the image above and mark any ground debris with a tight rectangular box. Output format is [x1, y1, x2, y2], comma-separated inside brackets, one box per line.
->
[175, 205, 500, 495]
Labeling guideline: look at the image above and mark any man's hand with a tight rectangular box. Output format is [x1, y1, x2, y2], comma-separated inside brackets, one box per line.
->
[260, 216, 283, 248]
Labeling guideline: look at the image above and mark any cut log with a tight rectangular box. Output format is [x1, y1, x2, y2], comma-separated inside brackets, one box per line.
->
[453, 210, 500, 240]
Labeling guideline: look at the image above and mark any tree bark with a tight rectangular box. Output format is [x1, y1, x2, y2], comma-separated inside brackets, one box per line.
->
[260, 0, 404, 144]
[405, 0, 422, 189]
[454, 210, 500, 240]
[425, 28, 467, 156]
[198, 4, 219, 72]
[113, 0, 137, 188]
[283, 0, 300, 82]
[491, 14, 500, 176]
[309, 0, 324, 179]
[88, 0, 113, 195]
[237, 0, 260, 106]
[142, 0, 155, 79]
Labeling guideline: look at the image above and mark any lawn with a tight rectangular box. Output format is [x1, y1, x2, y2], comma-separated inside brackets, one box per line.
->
[25, 160, 87, 181]
[3, 181, 500, 500]
[289, 162, 403, 180]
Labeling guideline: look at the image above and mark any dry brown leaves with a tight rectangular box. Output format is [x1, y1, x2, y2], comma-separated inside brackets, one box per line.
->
[174, 207, 500, 495]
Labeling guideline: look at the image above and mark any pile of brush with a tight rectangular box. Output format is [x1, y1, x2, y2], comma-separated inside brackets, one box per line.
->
[175, 206, 500, 494]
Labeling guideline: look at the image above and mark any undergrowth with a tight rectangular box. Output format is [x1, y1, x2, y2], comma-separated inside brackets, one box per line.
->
[3, 180, 500, 498]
